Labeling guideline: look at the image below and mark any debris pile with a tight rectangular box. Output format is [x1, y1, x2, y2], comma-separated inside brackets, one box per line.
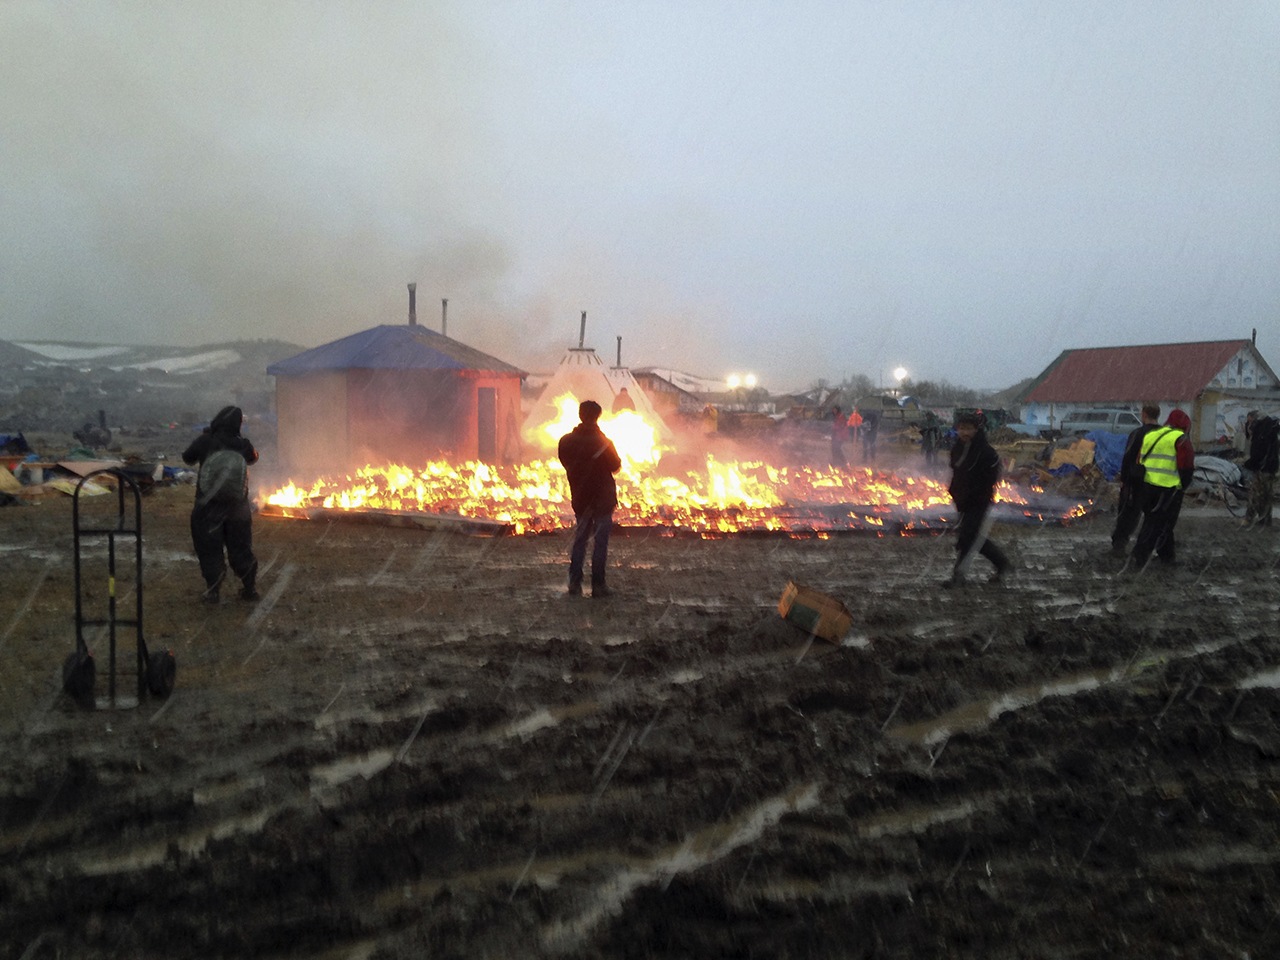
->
[0, 433, 192, 505]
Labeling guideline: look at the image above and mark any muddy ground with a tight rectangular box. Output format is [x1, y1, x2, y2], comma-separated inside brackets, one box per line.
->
[2, 475, 1279, 959]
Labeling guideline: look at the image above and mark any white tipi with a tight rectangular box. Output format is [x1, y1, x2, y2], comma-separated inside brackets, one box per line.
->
[522, 313, 670, 449]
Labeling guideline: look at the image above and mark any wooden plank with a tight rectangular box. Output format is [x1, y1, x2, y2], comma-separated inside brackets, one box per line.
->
[57, 460, 125, 478]
[258, 502, 513, 536]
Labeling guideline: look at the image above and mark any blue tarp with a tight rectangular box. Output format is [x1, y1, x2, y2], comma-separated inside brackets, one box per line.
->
[1, 432, 33, 454]
[1085, 430, 1128, 481]
[1045, 430, 1127, 479]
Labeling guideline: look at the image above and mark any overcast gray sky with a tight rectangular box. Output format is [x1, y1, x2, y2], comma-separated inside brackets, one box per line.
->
[2, 1, 1277, 392]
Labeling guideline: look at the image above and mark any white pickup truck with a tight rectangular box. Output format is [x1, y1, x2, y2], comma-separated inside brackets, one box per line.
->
[1060, 409, 1143, 436]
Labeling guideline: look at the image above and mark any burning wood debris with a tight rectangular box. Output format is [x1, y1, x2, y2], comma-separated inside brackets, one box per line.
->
[261, 395, 1090, 536]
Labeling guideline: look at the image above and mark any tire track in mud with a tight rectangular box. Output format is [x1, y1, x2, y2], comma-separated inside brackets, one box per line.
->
[27, 624, 1269, 957]
[4, 503, 1280, 958]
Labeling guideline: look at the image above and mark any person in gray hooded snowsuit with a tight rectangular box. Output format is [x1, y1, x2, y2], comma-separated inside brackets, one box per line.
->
[182, 405, 260, 603]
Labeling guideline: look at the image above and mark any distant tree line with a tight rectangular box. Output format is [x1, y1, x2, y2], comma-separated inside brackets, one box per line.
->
[812, 374, 988, 407]
[902, 378, 985, 406]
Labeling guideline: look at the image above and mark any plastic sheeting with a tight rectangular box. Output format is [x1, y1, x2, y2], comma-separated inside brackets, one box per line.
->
[1047, 438, 1096, 473]
[1043, 430, 1127, 479]
[1085, 430, 1128, 481]
[1190, 456, 1243, 490]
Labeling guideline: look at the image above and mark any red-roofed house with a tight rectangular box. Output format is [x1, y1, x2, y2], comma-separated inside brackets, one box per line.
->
[1018, 338, 1279, 445]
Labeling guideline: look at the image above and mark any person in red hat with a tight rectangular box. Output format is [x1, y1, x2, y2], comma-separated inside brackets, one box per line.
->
[1128, 408, 1195, 570]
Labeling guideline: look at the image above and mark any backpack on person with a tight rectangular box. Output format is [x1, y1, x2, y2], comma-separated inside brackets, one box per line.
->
[197, 445, 248, 506]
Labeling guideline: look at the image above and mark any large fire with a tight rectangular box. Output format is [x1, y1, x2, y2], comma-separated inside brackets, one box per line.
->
[263, 395, 1087, 536]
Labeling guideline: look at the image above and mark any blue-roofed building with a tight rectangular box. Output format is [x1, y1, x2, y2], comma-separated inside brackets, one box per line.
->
[267, 319, 526, 476]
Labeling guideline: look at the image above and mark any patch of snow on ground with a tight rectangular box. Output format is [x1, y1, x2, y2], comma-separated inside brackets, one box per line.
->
[119, 349, 242, 374]
[14, 343, 130, 361]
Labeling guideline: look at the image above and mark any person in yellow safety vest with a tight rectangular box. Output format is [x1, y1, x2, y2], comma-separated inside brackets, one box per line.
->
[1127, 408, 1195, 571]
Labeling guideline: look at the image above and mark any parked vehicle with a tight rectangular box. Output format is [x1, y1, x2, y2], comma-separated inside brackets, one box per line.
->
[1060, 408, 1143, 436]
[1004, 422, 1055, 438]
[953, 407, 1013, 430]
[855, 394, 925, 442]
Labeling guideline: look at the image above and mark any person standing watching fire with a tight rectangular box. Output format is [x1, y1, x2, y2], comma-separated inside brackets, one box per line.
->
[558, 400, 623, 598]
[182, 405, 260, 603]
[1128, 408, 1195, 571]
[1109, 403, 1162, 557]
[846, 407, 864, 453]
[943, 412, 1011, 587]
[1242, 409, 1279, 528]
[830, 406, 849, 466]
[861, 408, 880, 463]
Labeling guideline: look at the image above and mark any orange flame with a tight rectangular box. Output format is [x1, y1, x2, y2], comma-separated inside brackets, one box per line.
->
[264, 406, 1083, 536]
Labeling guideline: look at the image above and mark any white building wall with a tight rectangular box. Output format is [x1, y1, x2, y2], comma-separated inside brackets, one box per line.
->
[1208, 347, 1275, 390]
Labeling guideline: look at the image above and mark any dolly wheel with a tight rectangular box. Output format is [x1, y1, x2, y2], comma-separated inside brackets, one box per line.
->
[62, 649, 96, 709]
[146, 651, 176, 697]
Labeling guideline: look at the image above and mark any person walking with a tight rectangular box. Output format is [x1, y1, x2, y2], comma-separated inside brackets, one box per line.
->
[1242, 410, 1279, 527]
[558, 399, 623, 597]
[181, 405, 260, 603]
[1109, 404, 1162, 557]
[943, 412, 1011, 587]
[1128, 408, 1195, 570]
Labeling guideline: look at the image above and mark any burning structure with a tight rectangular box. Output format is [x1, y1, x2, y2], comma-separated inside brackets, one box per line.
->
[266, 288, 525, 477]
[521, 313, 670, 439]
[263, 300, 1087, 536]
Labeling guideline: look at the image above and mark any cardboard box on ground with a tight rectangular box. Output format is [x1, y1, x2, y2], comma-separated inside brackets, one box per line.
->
[778, 581, 854, 643]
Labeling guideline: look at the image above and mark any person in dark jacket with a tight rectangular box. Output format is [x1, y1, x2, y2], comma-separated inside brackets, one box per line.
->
[861, 409, 879, 463]
[182, 405, 260, 603]
[557, 400, 623, 597]
[943, 412, 1011, 587]
[918, 413, 943, 467]
[829, 406, 849, 467]
[1129, 408, 1195, 570]
[1109, 403, 1162, 556]
[1243, 410, 1279, 527]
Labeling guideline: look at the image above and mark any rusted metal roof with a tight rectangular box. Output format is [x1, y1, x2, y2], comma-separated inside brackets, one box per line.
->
[1021, 340, 1252, 403]
[267, 324, 525, 377]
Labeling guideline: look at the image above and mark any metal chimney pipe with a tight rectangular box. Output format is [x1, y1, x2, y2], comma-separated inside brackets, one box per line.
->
[407, 283, 417, 326]
[616, 336, 622, 368]
[1252, 327, 1257, 345]
[442, 298, 448, 337]
[579, 311, 587, 349]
